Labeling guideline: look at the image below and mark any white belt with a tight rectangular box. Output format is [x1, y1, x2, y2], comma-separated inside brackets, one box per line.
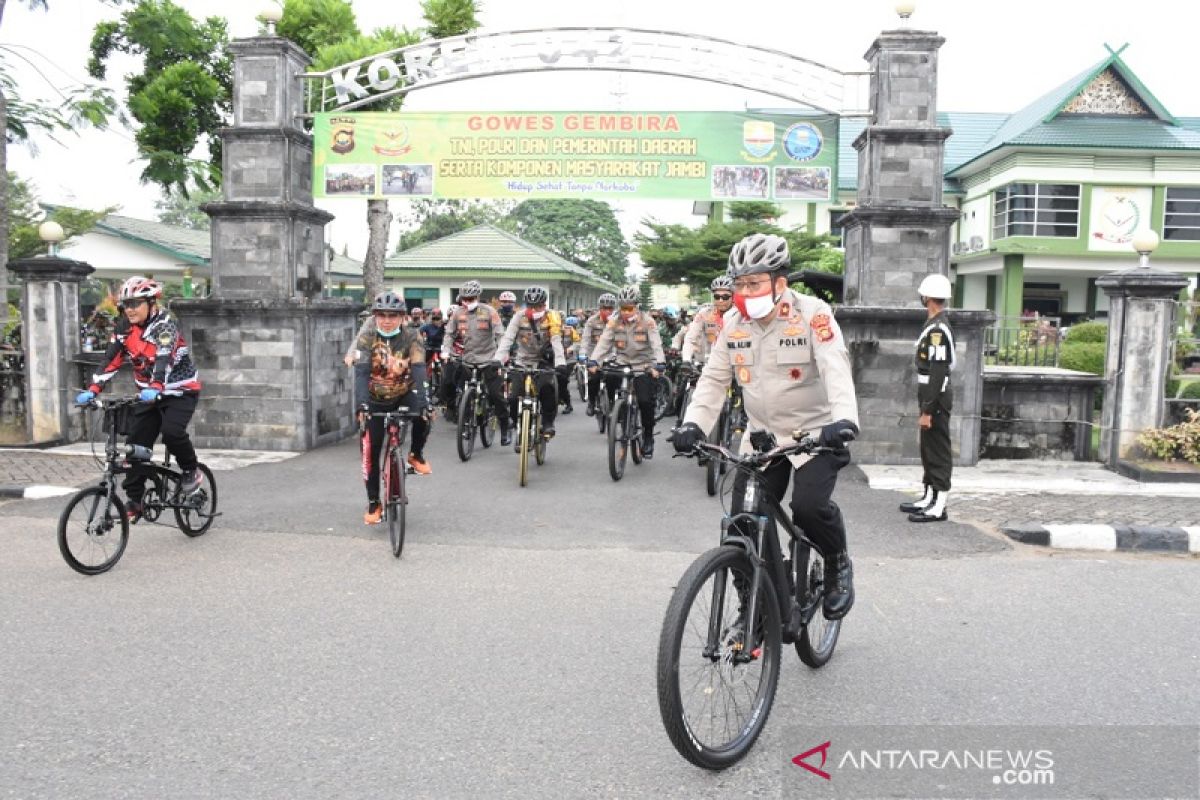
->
[917, 374, 930, 384]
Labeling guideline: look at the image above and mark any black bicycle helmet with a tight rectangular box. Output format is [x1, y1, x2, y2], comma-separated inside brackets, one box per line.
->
[524, 286, 549, 305]
[597, 293, 618, 309]
[371, 290, 405, 312]
[727, 233, 790, 277]
[617, 286, 640, 306]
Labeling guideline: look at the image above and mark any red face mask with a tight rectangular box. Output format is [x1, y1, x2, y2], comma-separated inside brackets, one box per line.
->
[599, 309, 612, 321]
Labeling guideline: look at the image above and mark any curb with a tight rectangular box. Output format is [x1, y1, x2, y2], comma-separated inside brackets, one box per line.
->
[1001, 523, 1200, 553]
[0, 484, 77, 500]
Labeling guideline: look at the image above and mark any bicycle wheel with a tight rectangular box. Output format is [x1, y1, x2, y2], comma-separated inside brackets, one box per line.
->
[596, 388, 609, 433]
[705, 411, 728, 496]
[478, 400, 495, 449]
[654, 375, 674, 420]
[456, 387, 477, 462]
[657, 545, 781, 770]
[518, 408, 532, 487]
[630, 404, 644, 465]
[58, 486, 130, 575]
[385, 447, 406, 558]
[575, 366, 587, 403]
[174, 464, 218, 537]
[607, 397, 628, 481]
[534, 410, 547, 466]
[795, 545, 841, 667]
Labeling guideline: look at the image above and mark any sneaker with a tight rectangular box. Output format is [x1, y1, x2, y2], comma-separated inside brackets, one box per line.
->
[180, 468, 203, 496]
[363, 502, 382, 525]
[561, 404, 573, 415]
[408, 453, 432, 475]
[642, 432, 655, 460]
[125, 501, 144, 524]
[585, 402, 596, 417]
[822, 551, 855, 620]
[542, 424, 555, 439]
[500, 428, 513, 447]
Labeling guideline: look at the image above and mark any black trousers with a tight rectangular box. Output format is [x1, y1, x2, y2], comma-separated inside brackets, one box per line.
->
[509, 367, 558, 427]
[123, 393, 198, 503]
[603, 372, 656, 435]
[729, 449, 851, 557]
[586, 370, 602, 407]
[920, 408, 953, 492]
[444, 361, 509, 426]
[363, 397, 429, 505]
[556, 368, 572, 407]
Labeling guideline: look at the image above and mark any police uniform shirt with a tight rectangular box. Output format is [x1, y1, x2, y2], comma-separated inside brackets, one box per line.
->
[493, 310, 567, 369]
[680, 305, 724, 363]
[441, 303, 504, 365]
[580, 312, 608, 361]
[589, 309, 666, 369]
[915, 310, 955, 414]
[683, 288, 859, 468]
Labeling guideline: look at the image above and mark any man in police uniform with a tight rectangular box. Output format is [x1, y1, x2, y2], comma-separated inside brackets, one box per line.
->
[579, 293, 618, 417]
[681, 274, 735, 364]
[440, 279, 509, 442]
[492, 286, 566, 441]
[588, 285, 667, 458]
[672, 233, 860, 620]
[900, 274, 955, 523]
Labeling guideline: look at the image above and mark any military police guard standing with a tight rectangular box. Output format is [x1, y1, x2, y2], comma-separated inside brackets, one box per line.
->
[672, 233, 861, 620]
[901, 274, 955, 523]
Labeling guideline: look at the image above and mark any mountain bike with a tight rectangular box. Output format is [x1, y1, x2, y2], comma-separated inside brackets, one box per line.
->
[58, 397, 218, 576]
[360, 407, 421, 558]
[602, 364, 653, 482]
[574, 360, 589, 404]
[706, 381, 747, 497]
[653, 372, 674, 421]
[455, 362, 500, 462]
[427, 351, 444, 401]
[658, 431, 844, 770]
[512, 366, 556, 487]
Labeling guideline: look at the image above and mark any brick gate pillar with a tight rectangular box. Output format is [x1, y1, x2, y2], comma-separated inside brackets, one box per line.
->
[836, 26, 993, 465]
[173, 33, 357, 451]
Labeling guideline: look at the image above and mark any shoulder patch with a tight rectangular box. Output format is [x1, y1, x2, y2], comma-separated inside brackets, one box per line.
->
[811, 313, 835, 343]
[155, 328, 175, 346]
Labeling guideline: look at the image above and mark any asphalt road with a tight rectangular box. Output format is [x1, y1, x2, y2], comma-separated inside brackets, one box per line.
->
[2, 405, 1198, 798]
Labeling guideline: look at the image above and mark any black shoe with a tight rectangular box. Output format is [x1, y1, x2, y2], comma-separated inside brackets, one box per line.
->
[543, 424, 555, 439]
[562, 404, 573, 415]
[500, 428, 513, 447]
[822, 552, 854, 620]
[899, 487, 933, 513]
[908, 509, 949, 523]
[641, 433, 654, 459]
[725, 606, 764, 656]
[180, 468, 203, 496]
[585, 403, 596, 417]
[125, 501, 144, 524]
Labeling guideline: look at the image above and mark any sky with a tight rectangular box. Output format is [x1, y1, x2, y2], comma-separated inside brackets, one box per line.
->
[5, 0, 1199, 268]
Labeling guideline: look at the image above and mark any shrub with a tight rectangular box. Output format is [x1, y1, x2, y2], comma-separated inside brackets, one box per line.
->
[1181, 381, 1200, 400]
[1059, 342, 1105, 375]
[1137, 408, 1200, 465]
[1167, 378, 1181, 398]
[1065, 321, 1107, 343]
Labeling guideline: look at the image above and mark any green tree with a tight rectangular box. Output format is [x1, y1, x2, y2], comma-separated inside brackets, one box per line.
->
[638, 280, 652, 307]
[275, 0, 357, 59]
[499, 199, 629, 284]
[88, 0, 232, 194]
[6, 172, 111, 261]
[394, 198, 514, 252]
[154, 186, 221, 230]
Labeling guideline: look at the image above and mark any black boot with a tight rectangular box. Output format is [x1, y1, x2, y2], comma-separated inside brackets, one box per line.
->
[822, 551, 854, 620]
[641, 431, 654, 459]
[562, 401, 573, 415]
[500, 420, 512, 447]
[585, 399, 596, 417]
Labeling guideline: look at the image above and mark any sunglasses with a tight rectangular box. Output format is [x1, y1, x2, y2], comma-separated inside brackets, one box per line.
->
[123, 299, 149, 309]
[712, 293, 732, 301]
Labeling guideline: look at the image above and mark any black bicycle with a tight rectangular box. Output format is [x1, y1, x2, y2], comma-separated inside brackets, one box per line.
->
[602, 364, 652, 482]
[360, 407, 421, 557]
[58, 398, 218, 575]
[705, 381, 747, 497]
[455, 362, 500, 462]
[512, 366, 556, 488]
[657, 431, 843, 770]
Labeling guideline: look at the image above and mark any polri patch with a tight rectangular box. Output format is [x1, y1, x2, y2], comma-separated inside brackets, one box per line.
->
[811, 314, 835, 343]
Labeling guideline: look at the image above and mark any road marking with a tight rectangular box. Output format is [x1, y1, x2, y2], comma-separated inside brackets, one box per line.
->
[1185, 527, 1200, 553]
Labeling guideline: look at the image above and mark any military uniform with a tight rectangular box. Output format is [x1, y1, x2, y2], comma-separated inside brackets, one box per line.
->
[589, 309, 666, 444]
[439, 302, 507, 426]
[683, 288, 859, 557]
[680, 304, 725, 363]
[915, 309, 955, 495]
[494, 310, 567, 430]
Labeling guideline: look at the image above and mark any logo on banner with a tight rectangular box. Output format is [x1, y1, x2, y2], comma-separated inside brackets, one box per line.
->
[783, 123, 823, 161]
[373, 123, 412, 156]
[742, 120, 776, 158]
[330, 118, 357, 154]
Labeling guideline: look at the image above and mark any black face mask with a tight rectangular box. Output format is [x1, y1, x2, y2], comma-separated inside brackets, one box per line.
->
[501, 304, 514, 313]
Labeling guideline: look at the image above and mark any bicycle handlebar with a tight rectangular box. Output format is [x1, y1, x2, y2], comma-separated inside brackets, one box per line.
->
[676, 433, 840, 469]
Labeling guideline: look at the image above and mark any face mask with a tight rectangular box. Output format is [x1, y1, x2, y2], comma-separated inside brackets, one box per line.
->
[375, 325, 401, 338]
[599, 308, 612, 321]
[501, 304, 514, 314]
[463, 300, 478, 311]
[733, 290, 777, 320]
[526, 308, 546, 321]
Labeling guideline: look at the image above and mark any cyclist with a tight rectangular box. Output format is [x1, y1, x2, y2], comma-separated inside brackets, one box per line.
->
[671, 233, 861, 620]
[588, 285, 666, 458]
[498, 290, 518, 328]
[408, 306, 425, 330]
[355, 291, 431, 525]
[579, 293, 617, 417]
[419, 308, 445, 356]
[75, 276, 203, 522]
[439, 280, 508, 442]
[557, 315, 581, 415]
[492, 286, 566, 441]
[681, 275, 734, 364]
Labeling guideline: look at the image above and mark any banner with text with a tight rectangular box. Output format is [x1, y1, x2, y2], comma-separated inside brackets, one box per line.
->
[312, 111, 838, 201]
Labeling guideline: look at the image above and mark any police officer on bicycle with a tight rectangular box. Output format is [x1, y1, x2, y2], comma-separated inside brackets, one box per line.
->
[491, 286, 566, 441]
[672, 233, 861, 620]
[589, 286, 666, 459]
[579, 293, 618, 417]
[681, 274, 735, 364]
[440, 279, 509, 442]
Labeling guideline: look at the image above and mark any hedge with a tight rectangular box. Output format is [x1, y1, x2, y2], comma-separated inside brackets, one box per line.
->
[1181, 380, 1200, 400]
[1065, 321, 1107, 344]
[1059, 342, 1105, 375]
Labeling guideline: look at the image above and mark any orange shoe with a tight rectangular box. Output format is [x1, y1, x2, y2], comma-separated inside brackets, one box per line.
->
[407, 453, 432, 475]
[363, 503, 382, 525]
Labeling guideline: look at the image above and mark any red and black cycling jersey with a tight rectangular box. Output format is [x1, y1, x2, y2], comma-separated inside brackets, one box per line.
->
[89, 308, 201, 396]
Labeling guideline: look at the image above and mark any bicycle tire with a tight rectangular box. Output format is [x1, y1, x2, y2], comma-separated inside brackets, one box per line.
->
[174, 463, 218, 537]
[607, 397, 627, 481]
[795, 546, 841, 667]
[478, 400, 495, 449]
[58, 486, 130, 576]
[518, 408, 532, 487]
[596, 388, 609, 433]
[535, 411, 547, 466]
[576, 366, 587, 403]
[630, 402, 644, 466]
[654, 375, 673, 421]
[386, 446, 406, 558]
[705, 410, 727, 496]
[456, 387, 477, 462]
[657, 545, 781, 770]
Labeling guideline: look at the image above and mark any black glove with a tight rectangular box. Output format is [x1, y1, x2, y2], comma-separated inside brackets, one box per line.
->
[487, 359, 503, 370]
[555, 364, 571, 377]
[819, 419, 859, 448]
[670, 422, 706, 453]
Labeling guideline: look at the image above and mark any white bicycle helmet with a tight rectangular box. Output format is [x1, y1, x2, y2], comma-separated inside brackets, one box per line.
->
[727, 233, 790, 277]
[710, 275, 734, 292]
[119, 276, 162, 301]
[617, 286, 640, 306]
[460, 279, 482, 298]
[597, 293, 618, 309]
